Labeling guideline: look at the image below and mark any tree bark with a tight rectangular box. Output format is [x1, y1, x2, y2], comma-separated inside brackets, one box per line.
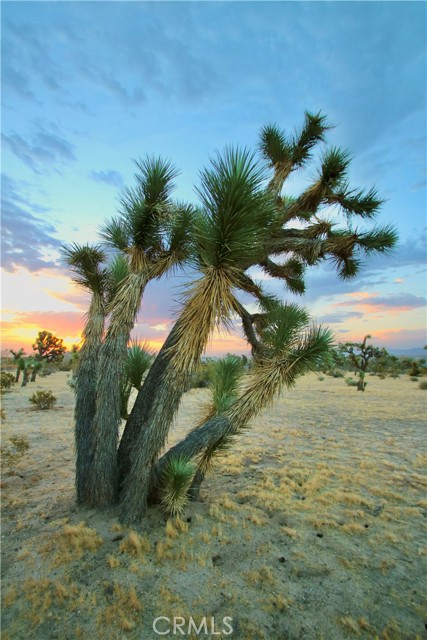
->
[86, 273, 148, 507]
[74, 298, 104, 505]
[21, 369, 29, 387]
[118, 321, 195, 522]
[147, 415, 231, 505]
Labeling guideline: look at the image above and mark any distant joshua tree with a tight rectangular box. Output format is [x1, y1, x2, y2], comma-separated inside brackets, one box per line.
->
[32, 331, 66, 365]
[9, 348, 25, 383]
[339, 335, 390, 390]
[64, 111, 398, 522]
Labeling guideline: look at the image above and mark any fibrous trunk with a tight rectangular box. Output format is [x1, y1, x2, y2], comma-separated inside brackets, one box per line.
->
[86, 272, 148, 507]
[74, 296, 105, 504]
[119, 272, 238, 523]
[118, 321, 191, 522]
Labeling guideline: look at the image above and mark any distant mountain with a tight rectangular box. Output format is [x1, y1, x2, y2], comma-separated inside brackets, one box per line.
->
[389, 347, 426, 358]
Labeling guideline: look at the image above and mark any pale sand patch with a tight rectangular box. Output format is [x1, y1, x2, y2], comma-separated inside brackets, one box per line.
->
[1, 371, 426, 639]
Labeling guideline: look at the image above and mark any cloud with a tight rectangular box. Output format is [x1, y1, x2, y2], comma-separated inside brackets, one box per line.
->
[334, 292, 426, 314]
[359, 327, 427, 350]
[2, 124, 76, 172]
[1, 174, 64, 272]
[89, 169, 124, 188]
[318, 311, 364, 324]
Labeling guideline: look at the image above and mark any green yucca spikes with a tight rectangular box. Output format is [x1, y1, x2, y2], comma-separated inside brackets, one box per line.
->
[160, 456, 195, 518]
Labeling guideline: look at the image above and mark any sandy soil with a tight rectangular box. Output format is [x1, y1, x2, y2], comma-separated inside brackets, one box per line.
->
[1, 370, 426, 640]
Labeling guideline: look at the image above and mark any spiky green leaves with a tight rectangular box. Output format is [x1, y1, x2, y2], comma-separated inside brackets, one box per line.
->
[325, 184, 384, 218]
[194, 147, 275, 271]
[125, 342, 153, 390]
[106, 254, 130, 303]
[120, 342, 153, 419]
[205, 355, 246, 418]
[227, 304, 334, 429]
[133, 156, 179, 207]
[160, 456, 195, 518]
[259, 124, 292, 168]
[62, 243, 108, 296]
[100, 156, 180, 259]
[260, 112, 331, 193]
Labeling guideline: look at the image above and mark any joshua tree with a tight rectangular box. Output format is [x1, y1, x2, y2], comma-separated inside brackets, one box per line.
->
[30, 360, 43, 382]
[118, 116, 397, 522]
[19, 357, 34, 387]
[87, 157, 195, 506]
[10, 348, 25, 382]
[32, 330, 66, 364]
[66, 112, 398, 521]
[339, 335, 389, 390]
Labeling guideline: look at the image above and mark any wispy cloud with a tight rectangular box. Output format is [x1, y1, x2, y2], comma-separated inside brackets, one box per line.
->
[1, 174, 63, 272]
[334, 292, 426, 315]
[89, 169, 124, 188]
[2, 124, 76, 173]
[318, 311, 365, 325]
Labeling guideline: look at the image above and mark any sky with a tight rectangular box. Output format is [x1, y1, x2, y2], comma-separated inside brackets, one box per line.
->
[1, 1, 426, 357]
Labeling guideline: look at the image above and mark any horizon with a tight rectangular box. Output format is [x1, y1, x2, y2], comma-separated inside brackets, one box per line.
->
[1, 2, 426, 355]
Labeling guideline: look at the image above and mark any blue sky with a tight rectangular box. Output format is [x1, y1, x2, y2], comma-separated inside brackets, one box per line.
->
[1, 1, 426, 354]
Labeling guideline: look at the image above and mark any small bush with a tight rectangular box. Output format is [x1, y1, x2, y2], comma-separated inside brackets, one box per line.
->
[419, 380, 427, 390]
[410, 377, 419, 382]
[29, 390, 57, 410]
[317, 376, 324, 381]
[185, 364, 211, 390]
[1, 372, 15, 393]
[345, 377, 358, 387]
[328, 370, 344, 378]
[1, 435, 30, 468]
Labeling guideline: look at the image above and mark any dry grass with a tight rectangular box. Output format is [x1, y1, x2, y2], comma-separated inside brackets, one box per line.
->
[44, 521, 103, 566]
[1, 371, 426, 640]
[118, 530, 151, 558]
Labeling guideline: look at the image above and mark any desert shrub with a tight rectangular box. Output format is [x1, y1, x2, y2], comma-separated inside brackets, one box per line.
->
[419, 380, 427, 390]
[328, 369, 344, 378]
[317, 376, 324, 381]
[1, 372, 15, 393]
[1, 435, 30, 468]
[38, 364, 57, 377]
[29, 390, 57, 410]
[410, 377, 419, 382]
[345, 377, 358, 387]
[58, 361, 73, 372]
[185, 364, 211, 390]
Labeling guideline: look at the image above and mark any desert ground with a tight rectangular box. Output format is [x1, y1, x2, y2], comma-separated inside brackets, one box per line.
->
[1, 370, 426, 640]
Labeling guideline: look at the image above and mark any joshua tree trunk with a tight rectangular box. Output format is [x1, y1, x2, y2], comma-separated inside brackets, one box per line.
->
[30, 369, 37, 382]
[357, 371, 366, 391]
[15, 368, 21, 383]
[118, 320, 194, 521]
[86, 272, 148, 507]
[21, 369, 29, 387]
[119, 273, 238, 523]
[74, 297, 105, 504]
[117, 321, 182, 482]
